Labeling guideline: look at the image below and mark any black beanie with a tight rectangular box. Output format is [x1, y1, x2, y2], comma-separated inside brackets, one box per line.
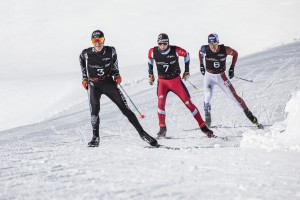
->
[91, 30, 104, 39]
[157, 33, 169, 43]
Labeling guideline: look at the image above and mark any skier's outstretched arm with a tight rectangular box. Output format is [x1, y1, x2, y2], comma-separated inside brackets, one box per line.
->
[147, 48, 154, 75]
[111, 47, 120, 75]
[79, 51, 88, 80]
[225, 46, 238, 67]
[225, 46, 238, 79]
[147, 48, 155, 85]
[199, 46, 206, 75]
[199, 46, 206, 65]
[176, 46, 190, 73]
[79, 50, 89, 90]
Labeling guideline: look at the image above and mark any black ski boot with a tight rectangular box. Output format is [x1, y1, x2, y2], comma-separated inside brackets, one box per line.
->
[139, 131, 158, 146]
[157, 127, 167, 138]
[244, 109, 263, 129]
[200, 125, 215, 138]
[88, 136, 100, 147]
[205, 113, 212, 127]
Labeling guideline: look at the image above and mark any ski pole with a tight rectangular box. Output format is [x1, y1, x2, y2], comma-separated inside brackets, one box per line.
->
[187, 80, 200, 90]
[235, 76, 253, 83]
[119, 85, 145, 119]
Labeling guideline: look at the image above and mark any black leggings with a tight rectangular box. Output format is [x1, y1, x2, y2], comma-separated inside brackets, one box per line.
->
[88, 78, 144, 136]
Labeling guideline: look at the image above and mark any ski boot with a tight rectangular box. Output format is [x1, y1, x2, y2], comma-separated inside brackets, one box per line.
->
[205, 113, 211, 127]
[139, 131, 158, 147]
[88, 136, 100, 147]
[244, 109, 263, 129]
[200, 125, 215, 138]
[157, 126, 167, 138]
[204, 103, 212, 127]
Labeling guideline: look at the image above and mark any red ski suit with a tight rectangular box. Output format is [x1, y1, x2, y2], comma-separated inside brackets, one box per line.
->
[148, 45, 206, 128]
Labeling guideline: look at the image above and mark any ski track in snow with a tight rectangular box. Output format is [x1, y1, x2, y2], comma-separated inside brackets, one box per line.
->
[1, 43, 300, 199]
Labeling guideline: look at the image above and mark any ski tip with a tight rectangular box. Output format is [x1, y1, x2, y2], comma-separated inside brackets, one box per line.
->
[255, 123, 264, 129]
[144, 144, 159, 149]
[144, 144, 180, 150]
[257, 124, 264, 129]
[87, 144, 99, 148]
[156, 136, 167, 139]
[211, 135, 229, 140]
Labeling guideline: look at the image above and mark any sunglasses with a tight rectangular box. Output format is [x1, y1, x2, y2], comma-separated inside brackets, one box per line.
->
[158, 43, 168, 46]
[92, 37, 105, 43]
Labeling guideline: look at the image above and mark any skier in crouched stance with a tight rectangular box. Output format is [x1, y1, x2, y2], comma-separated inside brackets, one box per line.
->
[148, 33, 214, 138]
[79, 30, 158, 147]
[199, 33, 262, 128]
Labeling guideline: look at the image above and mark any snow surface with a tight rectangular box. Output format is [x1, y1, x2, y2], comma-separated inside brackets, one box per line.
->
[241, 91, 300, 152]
[1, 0, 300, 199]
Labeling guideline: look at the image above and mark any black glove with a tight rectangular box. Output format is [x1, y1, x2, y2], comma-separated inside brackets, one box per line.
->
[182, 72, 190, 81]
[228, 65, 235, 79]
[200, 64, 205, 75]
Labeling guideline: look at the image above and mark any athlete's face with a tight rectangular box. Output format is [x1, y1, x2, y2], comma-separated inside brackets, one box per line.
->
[158, 43, 169, 51]
[92, 37, 104, 50]
[209, 43, 219, 52]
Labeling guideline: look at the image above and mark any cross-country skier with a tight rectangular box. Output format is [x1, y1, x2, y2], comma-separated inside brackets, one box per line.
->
[79, 30, 158, 147]
[148, 33, 214, 138]
[199, 33, 262, 128]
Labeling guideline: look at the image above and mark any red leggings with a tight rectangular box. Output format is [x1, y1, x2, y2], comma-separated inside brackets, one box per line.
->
[157, 76, 205, 128]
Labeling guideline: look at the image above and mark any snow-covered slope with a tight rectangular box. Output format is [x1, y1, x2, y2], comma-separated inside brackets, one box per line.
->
[1, 42, 300, 200]
[1, 0, 300, 199]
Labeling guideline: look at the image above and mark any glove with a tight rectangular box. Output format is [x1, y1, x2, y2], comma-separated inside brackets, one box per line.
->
[114, 73, 122, 85]
[228, 65, 235, 79]
[182, 72, 190, 81]
[200, 64, 205, 75]
[149, 74, 155, 85]
[82, 78, 88, 90]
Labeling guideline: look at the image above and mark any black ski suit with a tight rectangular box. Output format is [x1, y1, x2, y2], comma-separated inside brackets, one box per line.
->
[79, 46, 157, 146]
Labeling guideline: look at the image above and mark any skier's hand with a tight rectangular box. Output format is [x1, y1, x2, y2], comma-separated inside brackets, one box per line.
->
[149, 74, 155, 85]
[114, 73, 122, 85]
[200, 64, 205, 75]
[82, 78, 88, 90]
[182, 72, 190, 81]
[228, 65, 235, 79]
